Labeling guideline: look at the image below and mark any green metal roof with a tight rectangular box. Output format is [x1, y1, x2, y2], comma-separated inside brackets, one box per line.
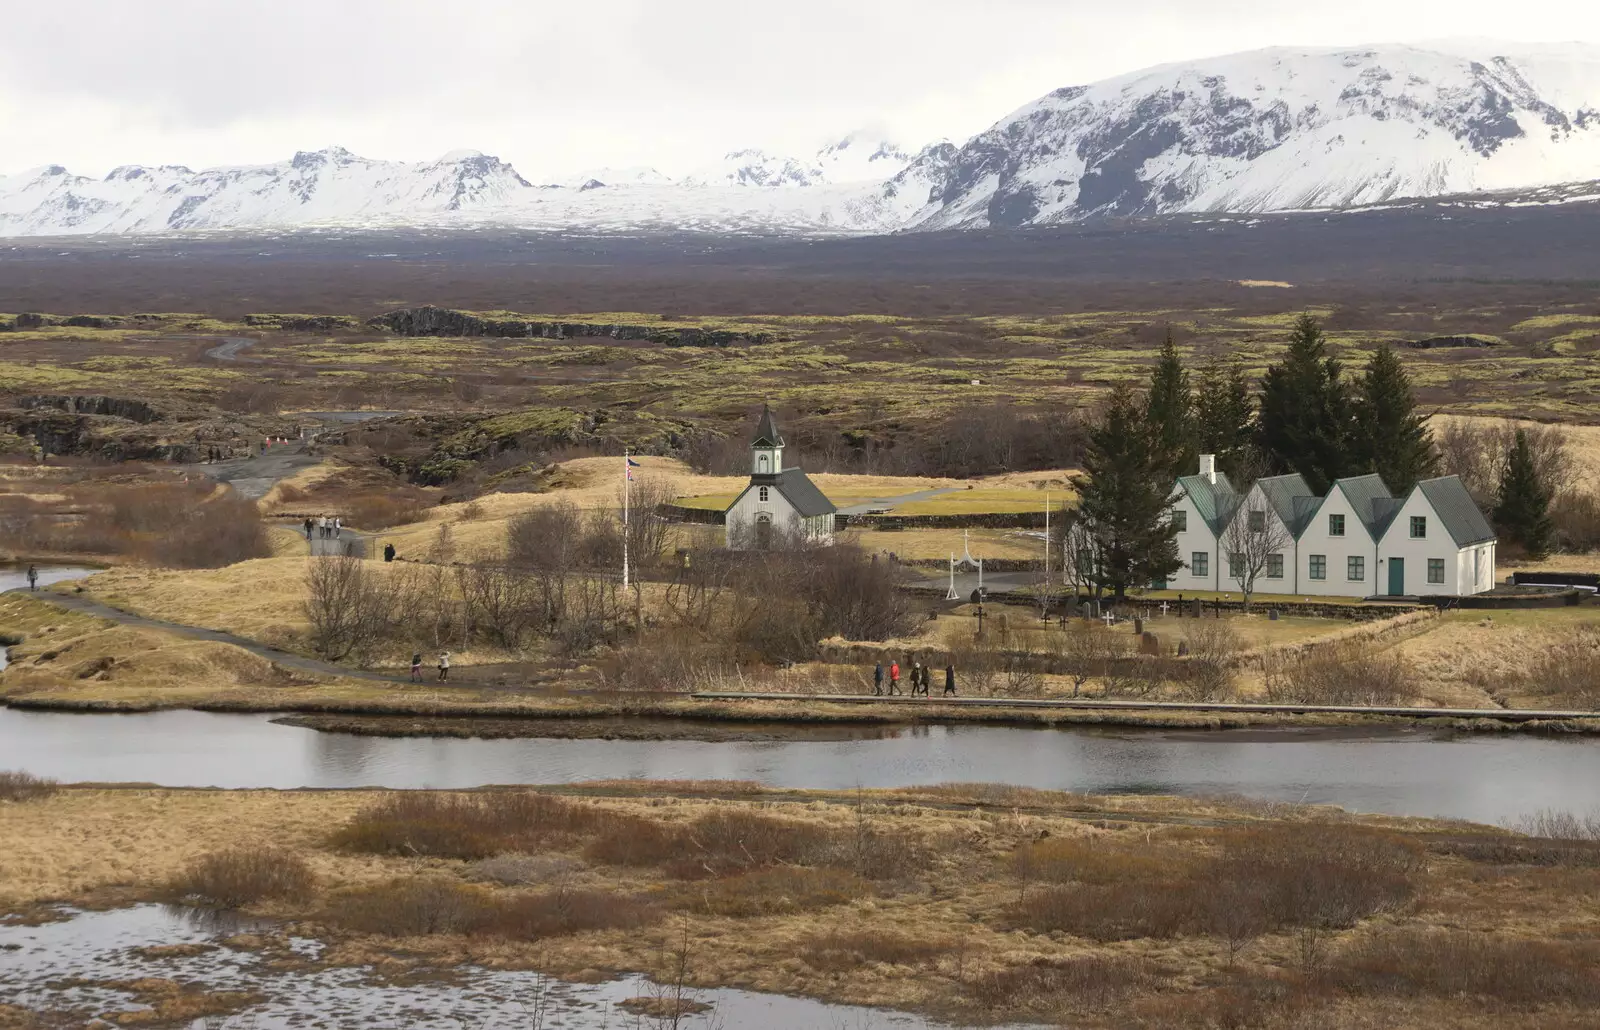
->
[1175, 472, 1237, 534]
[1255, 473, 1316, 535]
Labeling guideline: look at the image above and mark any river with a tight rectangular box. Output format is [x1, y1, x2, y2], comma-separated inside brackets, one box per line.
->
[2, 708, 1596, 824]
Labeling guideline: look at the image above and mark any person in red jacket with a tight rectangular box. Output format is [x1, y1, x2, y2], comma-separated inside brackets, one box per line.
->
[888, 660, 901, 695]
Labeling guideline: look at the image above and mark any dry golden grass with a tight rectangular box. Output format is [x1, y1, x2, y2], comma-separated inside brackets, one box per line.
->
[1394, 607, 1600, 708]
[3, 784, 1596, 1028]
[856, 527, 1044, 560]
[1430, 414, 1600, 488]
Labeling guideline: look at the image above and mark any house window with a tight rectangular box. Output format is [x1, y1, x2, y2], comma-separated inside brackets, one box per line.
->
[1191, 552, 1208, 578]
[1411, 516, 1427, 539]
[1228, 552, 1243, 579]
[1172, 510, 1187, 532]
[1309, 555, 1326, 580]
[1248, 510, 1266, 532]
[758, 486, 769, 502]
[1329, 514, 1345, 537]
[1348, 556, 1365, 581]
[1266, 554, 1284, 579]
[1428, 558, 1445, 584]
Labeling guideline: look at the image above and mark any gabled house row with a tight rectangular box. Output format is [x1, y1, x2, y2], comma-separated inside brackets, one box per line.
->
[1169, 455, 1497, 598]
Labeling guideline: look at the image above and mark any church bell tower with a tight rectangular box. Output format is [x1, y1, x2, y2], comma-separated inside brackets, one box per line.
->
[751, 403, 783, 477]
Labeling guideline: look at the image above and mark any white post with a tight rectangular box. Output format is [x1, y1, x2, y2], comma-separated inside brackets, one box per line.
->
[1043, 491, 1051, 617]
[946, 553, 959, 601]
[622, 449, 630, 590]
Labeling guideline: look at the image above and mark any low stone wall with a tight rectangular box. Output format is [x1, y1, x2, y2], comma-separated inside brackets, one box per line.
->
[369, 306, 779, 347]
[1424, 588, 1583, 609]
[657, 503, 724, 525]
[1510, 570, 1600, 589]
[846, 510, 1051, 530]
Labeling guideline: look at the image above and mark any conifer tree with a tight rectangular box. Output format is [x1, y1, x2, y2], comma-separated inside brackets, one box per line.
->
[1494, 429, 1554, 559]
[1146, 329, 1195, 481]
[1257, 314, 1353, 493]
[1352, 343, 1436, 492]
[1072, 384, 1182, 601]
[1194, 357, 1256, 481]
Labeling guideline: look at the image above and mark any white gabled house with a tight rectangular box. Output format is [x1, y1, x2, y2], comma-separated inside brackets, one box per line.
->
[723, 405, 837, 550]
[1166, 456, 1496, 598]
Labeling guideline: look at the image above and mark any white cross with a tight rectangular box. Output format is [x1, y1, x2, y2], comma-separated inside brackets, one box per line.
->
[1159, 602, 1171, 616]
[1101, 611, 1117, 628]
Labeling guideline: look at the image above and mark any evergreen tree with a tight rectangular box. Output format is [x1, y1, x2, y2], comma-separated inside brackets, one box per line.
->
[1072, 384, 1183, 601]
[1146, 329, 1195, 481]
[1352, 343, 1437, 492]
[1194, 357, 1256, 481]
[1494, 429, 1554, 559]
[1257, 314, 1353, 493]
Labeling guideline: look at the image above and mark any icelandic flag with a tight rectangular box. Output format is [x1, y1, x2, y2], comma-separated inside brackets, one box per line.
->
[626, 456, 641, 480]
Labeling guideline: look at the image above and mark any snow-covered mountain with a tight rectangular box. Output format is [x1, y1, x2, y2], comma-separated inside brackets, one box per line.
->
[3, 43, 1600, 237]
[0, 147, 531, 235]
[899, 41, 1600, 229]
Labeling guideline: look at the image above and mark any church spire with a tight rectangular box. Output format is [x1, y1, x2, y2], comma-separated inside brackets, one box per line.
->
[752, 403, 783, 448]
[750, 403, 784, 477]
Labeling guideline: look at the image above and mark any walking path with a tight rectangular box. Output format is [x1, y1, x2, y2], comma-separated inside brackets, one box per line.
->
[834, 488, 961, 516]
[690, 691, 1600, 723]
[9, 588, 405, 685]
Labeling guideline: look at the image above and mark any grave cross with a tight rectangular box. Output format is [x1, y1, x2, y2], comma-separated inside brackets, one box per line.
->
[1100, 611, 1117, 629]
[1159, 601, 1171, 617]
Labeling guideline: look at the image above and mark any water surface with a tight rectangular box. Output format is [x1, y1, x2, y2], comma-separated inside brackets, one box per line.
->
[3, 707, 1596, 824]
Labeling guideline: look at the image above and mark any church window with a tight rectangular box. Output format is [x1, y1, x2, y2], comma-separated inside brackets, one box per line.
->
[758, 454, 769, 473]
[759, 486, 769, 502]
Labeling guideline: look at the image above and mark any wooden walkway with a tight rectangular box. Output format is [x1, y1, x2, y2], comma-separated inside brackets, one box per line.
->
[690, 692, 1600, 723]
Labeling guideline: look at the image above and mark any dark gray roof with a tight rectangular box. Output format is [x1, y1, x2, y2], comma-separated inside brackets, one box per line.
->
[726, 467, 836, 518]
[751, 404, 783, 447]
[1372, 497, 1404, 539]
[1333, 473, 1395, 540]
[1255, 473, 1316, 533]
[1175, 472, 1237, 534]
[1290, 496, 1321, 536]
[1416, 475, 1497, 546]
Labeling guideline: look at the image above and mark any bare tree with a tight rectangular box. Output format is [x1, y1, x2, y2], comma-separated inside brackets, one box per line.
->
[1054, 515, 1100, 603]
[1220, 493, 1292, 610]
[304, 555, 395, 663]
[1436, 418, 1577, 506]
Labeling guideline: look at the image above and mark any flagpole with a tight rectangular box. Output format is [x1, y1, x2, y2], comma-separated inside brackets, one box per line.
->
[622, 449, 630, 590]
[1043, 491, 1051, 618]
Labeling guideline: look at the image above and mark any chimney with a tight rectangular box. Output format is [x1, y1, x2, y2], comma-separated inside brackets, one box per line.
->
[1199, 454, 1217, 484]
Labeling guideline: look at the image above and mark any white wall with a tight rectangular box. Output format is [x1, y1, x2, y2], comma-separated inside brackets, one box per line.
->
[1295, 487, 1378, 599]
[725, 484, 802, 549]
[1222, 484, 1296, 596]
[1377, 491, 1475, 596]
[1169, 488, 1219, 590]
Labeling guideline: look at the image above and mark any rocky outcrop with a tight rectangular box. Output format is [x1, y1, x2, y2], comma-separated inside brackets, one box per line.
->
[369, 307, 778, 347]
[18, 395, 164, 424]
[240, 313, 361, 331]
[1408, 335, 1499, 349]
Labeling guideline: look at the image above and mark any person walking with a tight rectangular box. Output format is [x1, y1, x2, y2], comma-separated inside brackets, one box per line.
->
[437, 651, 451, 682]
[26, 564, 38, 591]
[888, 660, 901, 695]
[944, 663, 957, 696]
[909, 661, 922, 697]
[873, 661, 884, 696]
[333, 517, 342, 539]
[384, 543, 396, 563]
[303, 517, 314, 540]
[410, 652, 423, 682]
[919, 663, 932, 697]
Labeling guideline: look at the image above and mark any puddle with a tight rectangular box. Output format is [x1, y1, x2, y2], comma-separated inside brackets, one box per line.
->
[0, 905, 1016, 1029]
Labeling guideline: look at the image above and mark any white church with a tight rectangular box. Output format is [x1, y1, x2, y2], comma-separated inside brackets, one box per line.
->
[1169, 454, 1497, 598]
[723, 405, 837, 550]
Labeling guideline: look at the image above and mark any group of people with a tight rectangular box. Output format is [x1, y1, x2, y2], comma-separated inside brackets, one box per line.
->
[873, 659, 956, 697]
[410, 651, 450, 681]
[304, 516, 342, 540]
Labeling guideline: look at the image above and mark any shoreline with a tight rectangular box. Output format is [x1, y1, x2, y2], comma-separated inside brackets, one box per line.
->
[5, 691, 1598, 736]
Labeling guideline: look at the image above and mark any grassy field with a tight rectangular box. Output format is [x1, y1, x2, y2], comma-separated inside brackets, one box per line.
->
[2, 784, 1596, 1029]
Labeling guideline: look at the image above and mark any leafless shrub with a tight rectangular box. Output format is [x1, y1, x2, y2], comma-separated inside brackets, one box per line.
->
[1173, 620, 1242, 701]
[321, 877, 486, 936]
[1262, 643, 1416, 706]
[1511, 626, 1600, 708]
[0, 770, 58, 802]
[966, 956, 1160, 1015]
[801, 928, 953, 972]
[1437, 419, 1577, 508]
[675, 867, 869, 917]
[171, 848, 314, 907]
[1513, 808, 1600, 841]
[1325, 930, 1600, 1006]
[1054, 624, 1129, 697]
[465, 853, 586, 887]
[330, 792, 597, 860]
[303, 554, 397, 662]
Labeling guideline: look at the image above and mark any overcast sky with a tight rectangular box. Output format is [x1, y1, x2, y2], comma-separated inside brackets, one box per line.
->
[2, 0, 1598, 180]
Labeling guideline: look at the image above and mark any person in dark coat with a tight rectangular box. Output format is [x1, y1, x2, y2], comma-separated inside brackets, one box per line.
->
[26, 564, 38, 591]
[304, 517, 314, 540]
[944, 663, 956, 696]
[410, 652, 423, 682]
[908, 662, 921, 697]
[383, 543, 396, 563]
[873, 662, 884, 696]
[921, 664, 933, 696]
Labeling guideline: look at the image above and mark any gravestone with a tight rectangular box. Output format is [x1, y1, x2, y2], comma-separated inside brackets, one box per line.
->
[1269, 609, 1280, 622]
[1139, 631, 1163, 656]
[1133, 617, 1144, 635]
[1190, 598, 1203, 619]
[1176, 639, 1191, 657]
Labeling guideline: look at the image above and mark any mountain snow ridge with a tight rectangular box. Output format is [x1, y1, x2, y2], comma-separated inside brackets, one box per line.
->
[4, 42, 1600, 236]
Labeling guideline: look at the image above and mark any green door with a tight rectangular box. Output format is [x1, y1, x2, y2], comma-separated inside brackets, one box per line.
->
[1387, 557, 1405, 596]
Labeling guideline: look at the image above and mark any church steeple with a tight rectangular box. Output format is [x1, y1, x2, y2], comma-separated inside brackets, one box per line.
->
[751, 403, 784, 477]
